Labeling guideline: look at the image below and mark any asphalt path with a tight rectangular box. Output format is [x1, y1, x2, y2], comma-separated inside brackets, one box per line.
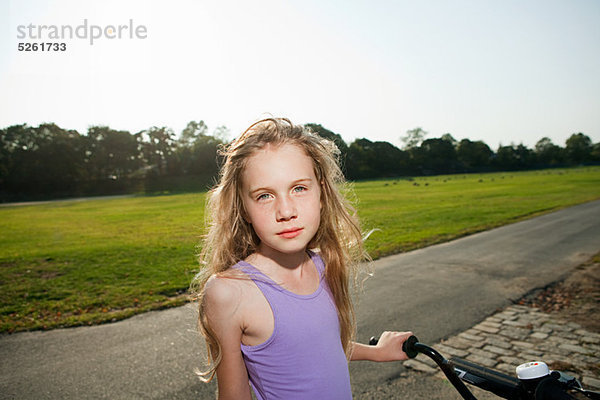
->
[1, 200, 599, 399]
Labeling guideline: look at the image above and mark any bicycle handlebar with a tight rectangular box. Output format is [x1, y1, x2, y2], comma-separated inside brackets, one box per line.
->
[451, 356, 523, 399]
[368, 334, 598, 400]
[371, 335, 477, 400]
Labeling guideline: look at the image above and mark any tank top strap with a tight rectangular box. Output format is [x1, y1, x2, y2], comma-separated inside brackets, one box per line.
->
[231, 261, 269, 283]
[308, 250, 326, 277]
[230, 261, 279, 300]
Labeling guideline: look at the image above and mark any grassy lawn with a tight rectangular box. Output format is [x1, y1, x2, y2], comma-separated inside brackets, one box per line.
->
[355, 168, 600, 257]
[1, 167, 599, 332]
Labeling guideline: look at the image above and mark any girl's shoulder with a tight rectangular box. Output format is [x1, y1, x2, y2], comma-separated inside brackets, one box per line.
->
[203, 268, 255, 311]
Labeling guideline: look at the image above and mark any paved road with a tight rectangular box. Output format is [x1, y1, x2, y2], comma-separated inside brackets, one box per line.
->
[1, 200, 599, 399]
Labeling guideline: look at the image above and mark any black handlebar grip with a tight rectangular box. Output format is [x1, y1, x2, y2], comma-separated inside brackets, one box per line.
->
[369, 335, 419, 359]
[402, 335, 419, 359]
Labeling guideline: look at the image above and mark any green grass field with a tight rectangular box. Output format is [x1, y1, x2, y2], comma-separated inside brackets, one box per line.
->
[1, 167, 599, 332]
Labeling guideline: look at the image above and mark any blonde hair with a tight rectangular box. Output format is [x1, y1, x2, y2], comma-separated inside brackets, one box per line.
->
[191, 117, 367, 382]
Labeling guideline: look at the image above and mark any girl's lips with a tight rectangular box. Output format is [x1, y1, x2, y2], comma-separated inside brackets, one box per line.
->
[277, 228, 303, 239]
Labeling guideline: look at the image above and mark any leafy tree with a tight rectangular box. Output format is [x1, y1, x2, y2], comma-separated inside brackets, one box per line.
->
[2, 124, 87, 196]
[591, 142, 600, 163]
[441, 133, 458, 147]
[304, 123, 348, 155]
[139, 126, 176, 176]
[494, 143, 535, 171]
[372, 141, 409, 177]
[171, 121, 208, 176]
[514, 144, 536, 169]
[345, 138, 409, 179]
[401, 127, 428, 150]
[188, 134, 223, 177]
[565, 133, 592, 165]
[456, 139, 493, 171]
[178, 120, 208, 148]
[534, 137, 564, 166]
[418, 138, 458, 174]
[170, 122, 225, 177]
[0, 124, 35, 186]
[0, 127, 7, 183]
[495, 145, 519, 170]
[212, 125, 230, 143]
[85, 126, 143, 180]
[304, 123, 350, 176]
[346, 138, 378, 179]
[35, 124, 87, 186]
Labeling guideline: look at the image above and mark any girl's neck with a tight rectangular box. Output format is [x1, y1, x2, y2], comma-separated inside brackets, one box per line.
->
[247, 248, 318, 295]
[247, 246, 310, 274]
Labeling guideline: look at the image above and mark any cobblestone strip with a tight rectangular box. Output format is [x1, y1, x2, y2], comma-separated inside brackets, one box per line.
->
[404, 305, 600, 391]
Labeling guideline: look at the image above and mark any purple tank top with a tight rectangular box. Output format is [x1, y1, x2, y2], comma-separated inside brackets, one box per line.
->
[234, 251, 352, 400]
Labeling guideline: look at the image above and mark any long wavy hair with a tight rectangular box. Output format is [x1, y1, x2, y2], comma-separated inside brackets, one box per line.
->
[191, 117, 368, 382]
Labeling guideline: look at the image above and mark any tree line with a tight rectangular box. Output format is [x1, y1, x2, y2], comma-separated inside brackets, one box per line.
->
[0, 121, 598, 201]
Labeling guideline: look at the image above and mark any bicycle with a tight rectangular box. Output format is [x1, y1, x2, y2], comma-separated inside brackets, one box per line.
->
[369, 335, 600, 400]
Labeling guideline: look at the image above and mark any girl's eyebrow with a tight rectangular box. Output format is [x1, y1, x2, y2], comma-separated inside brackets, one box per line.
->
[248, 177, 314, 195]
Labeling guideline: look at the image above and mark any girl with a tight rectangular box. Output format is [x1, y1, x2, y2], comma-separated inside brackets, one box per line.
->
[192, 118, 412, 399]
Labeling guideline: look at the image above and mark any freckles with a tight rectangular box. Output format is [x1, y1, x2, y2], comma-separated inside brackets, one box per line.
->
[252, 205, 272, 220]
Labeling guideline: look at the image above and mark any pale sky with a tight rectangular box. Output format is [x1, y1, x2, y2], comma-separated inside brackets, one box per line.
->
[1, 0, 599, 149]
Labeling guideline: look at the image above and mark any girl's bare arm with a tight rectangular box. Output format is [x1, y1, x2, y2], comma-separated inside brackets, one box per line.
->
[204, 277, 253, 400]
[350, 331, 413, 362]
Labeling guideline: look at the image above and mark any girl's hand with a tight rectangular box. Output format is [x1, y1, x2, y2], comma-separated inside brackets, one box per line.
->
[373, 331, 414, 362]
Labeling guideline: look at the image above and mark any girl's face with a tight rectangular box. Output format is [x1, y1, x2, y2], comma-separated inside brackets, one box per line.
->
[241, 143, 321, 260]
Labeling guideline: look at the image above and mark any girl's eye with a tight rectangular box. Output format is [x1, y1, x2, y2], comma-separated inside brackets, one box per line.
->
[257, 193, 272, 201]
[293, 186, 307, 193]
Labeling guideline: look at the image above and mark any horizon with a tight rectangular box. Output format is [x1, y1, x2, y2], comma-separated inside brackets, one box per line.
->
[0, 118, 594, 151]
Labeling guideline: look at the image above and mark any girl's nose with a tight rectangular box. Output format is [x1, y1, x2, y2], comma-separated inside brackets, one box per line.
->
[276, 196, 297, 222]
